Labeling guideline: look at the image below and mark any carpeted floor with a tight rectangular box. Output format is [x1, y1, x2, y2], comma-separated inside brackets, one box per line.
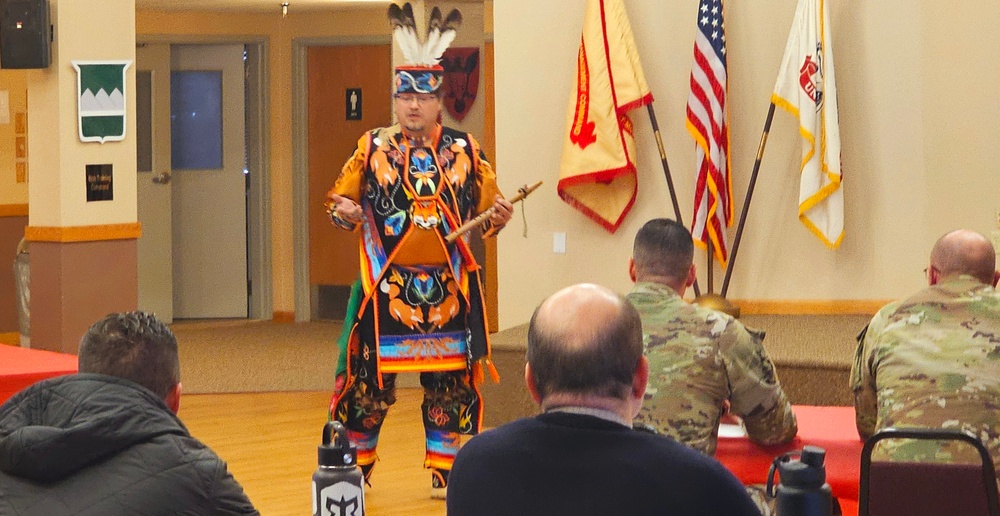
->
[172, 319, 343, 394]
[173, 313, 868, 427]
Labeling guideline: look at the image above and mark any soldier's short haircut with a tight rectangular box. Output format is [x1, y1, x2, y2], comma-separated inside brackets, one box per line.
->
[526, 293, 643, 401]
[633, 218, 694, 280]
[78, 311, 181, 400]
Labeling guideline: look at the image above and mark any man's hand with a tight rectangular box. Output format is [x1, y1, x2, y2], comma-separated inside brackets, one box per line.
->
[327, 193, 362, 224]
[488, 195, 514, 229]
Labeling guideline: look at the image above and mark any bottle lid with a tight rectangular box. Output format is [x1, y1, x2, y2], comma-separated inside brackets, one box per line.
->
[776, 446, 827, 488]
[318, 420, 358, 468]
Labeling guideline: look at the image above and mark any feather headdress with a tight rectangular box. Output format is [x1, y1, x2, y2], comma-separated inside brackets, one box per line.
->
[388, 3, 462, 66]
[388, 2, 462, 94]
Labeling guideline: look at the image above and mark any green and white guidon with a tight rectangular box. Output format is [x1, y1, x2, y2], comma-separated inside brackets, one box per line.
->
[72, 60, 132, 143]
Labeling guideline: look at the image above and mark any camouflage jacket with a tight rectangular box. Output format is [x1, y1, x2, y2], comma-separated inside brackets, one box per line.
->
[627, 282, 797, 455]
[851, 275, 1000, 469]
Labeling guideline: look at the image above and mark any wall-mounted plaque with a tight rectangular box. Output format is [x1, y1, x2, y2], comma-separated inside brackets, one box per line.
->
[86, 164, 113, 201]
[72, 60, 132, 143]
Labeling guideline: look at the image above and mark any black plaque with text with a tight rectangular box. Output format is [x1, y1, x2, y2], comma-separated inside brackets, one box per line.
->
[86, 164, 113, 202]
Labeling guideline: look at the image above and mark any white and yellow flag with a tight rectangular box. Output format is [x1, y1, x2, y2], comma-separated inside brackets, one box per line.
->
[772, 0, 843, 247]
[558, 0, 652, 233]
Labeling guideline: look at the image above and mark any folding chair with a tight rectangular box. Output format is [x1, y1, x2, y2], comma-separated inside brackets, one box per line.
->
[859, 427, 1000, 516]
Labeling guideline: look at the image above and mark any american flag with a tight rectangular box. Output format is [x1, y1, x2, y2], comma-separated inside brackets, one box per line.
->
[686, 0, 733, 268]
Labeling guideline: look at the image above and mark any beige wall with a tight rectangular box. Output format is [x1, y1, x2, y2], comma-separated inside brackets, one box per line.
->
[0, 72, 28, 206]
[129, 1, 1000, 327]
[493, 0, 1000, 329]
[29, 0, 138, 227]
[436, 1, 485, 137]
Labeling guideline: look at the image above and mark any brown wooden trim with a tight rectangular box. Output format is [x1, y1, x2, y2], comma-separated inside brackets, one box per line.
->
[25, 223, 142, 243]
[0, 204, 28, 217]
[272, 311, 295, 323]
[483, 41, 499, 333]
[0, 332, 19, 346]
[731, 299, 891, 315]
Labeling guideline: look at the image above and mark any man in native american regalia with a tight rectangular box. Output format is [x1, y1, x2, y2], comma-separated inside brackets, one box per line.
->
[325, 3, 513, 499]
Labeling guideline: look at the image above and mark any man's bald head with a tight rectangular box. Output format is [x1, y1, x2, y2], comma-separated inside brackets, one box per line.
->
[526, 284, 643, 401]
[929, 229, 997, 285]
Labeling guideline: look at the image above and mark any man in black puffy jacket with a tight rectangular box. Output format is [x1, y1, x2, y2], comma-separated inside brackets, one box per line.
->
[0, 311, 258, 515]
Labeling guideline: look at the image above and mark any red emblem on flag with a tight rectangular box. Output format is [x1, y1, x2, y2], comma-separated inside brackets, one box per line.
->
[569, 40, 597, 149]
[441, 47, 480, 122]
[798, 51, 824, 109]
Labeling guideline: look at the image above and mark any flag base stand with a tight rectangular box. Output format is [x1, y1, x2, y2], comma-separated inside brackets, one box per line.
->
[692, 293, 740, 319]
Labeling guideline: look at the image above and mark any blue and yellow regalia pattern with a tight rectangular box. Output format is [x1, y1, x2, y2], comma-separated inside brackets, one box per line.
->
[327, 123, 502, 476]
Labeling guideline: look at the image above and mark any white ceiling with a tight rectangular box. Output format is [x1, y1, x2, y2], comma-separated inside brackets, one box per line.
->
[135, 0, 479, 14]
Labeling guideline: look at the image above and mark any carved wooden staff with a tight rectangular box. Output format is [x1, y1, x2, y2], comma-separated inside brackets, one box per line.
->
[444, 181, 543, 243]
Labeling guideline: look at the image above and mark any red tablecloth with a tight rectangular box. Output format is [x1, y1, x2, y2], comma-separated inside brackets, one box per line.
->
[0, 345, 78, 404]
[715, 405, 863, 515]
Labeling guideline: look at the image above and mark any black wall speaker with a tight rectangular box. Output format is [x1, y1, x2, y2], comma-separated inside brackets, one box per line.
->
[0, 0, 51, 69]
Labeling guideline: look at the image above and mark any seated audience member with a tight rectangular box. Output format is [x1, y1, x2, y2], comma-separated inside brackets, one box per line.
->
[852, 229, 1000, 471]
[628, 218, 797, 455]
[0, 311, 258, 515]
[447, 284, 760, 516]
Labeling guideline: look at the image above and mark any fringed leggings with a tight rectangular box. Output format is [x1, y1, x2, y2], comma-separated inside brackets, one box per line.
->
[333, 369, 479, 474]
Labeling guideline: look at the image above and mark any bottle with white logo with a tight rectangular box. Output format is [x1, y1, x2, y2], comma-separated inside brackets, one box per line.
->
[312, 421, 365, 516]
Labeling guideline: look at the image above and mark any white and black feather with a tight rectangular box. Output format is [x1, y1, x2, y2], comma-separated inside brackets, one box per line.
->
[425, 8, 461, 64]
[388, 2, 421, 64]
[388, 2, 462, 66]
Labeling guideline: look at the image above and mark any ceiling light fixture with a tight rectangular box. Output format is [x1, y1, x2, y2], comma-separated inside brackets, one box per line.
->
[281, 2, 289, 18]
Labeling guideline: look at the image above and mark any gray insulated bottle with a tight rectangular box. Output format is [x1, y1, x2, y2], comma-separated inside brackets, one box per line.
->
[312, 421, 365, 516]
[766, 445, 833, 516]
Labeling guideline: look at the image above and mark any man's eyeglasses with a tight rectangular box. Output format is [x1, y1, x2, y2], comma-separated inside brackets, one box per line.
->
[394, 94, 438, 105]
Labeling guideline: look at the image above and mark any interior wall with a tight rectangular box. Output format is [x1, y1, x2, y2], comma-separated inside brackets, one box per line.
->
[492, 0, 1000, 329]
[137, 4, 496, 320]
[29, 0, 138, 228]
[0, 217, 26, 333]
[136, 8, 389, 317]
[0, 72, 28, 334]
[0, 71, 28, 206]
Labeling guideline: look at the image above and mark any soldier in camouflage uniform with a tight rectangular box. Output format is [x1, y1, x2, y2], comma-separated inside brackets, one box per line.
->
[851, 229, 1000, 474]
[627, 219, 798, 455]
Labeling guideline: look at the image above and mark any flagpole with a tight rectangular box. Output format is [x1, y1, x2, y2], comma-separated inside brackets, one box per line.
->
[721, 102, 776, 297]
[646, 103, 701, 298]
[706, 240, 714, 293]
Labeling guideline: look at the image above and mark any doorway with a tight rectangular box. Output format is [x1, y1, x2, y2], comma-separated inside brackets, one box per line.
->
[304, 42, 392, 320]
[136, 41, 270, 322]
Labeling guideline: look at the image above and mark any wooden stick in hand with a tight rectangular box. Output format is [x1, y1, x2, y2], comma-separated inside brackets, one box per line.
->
[444, 181, 543, 243]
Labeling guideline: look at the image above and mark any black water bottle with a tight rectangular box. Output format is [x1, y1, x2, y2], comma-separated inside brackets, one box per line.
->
[766, 445, 833, 516]
[312, 421, 366, 516]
